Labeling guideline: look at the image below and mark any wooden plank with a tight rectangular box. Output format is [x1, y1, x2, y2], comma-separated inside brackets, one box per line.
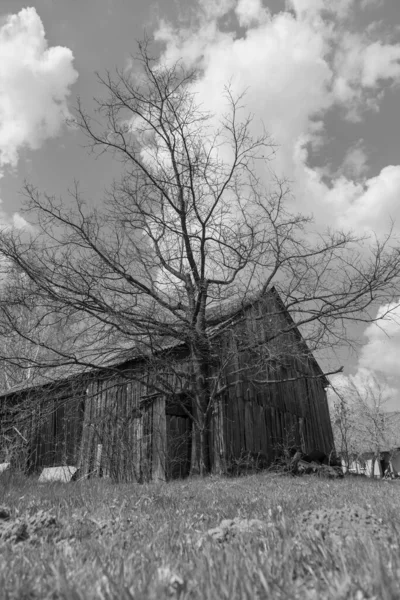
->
[298, 416, 305, 452]
[278, 369, 288, 413]
[270, 378, 278, 410]
[237, 394, 246, 456]
[244, 400, 253, 453]
[260, 404, 267, 456]
[119, 383, 127, 482]
[285, 411, 293, 447]
[265, 405, 273, 461]
[231, 389, 241, 459]
[253, 402, 261, 454]
[270, 406, 277, 449]
[305, 380, 317, 451]
[317, 380, 335, 454]
[78, 382, 95, 477]
[307, 378, 319, 451]
[210, 399, 216, 472]
[222, 394, 231, 463]
[152, 396, 166, 482]
[282, 411, 288, 447]
[256, 404, 262, 455]
[143, 405, 152, 481]
[167, 415, 176, 479]
[308, 390, 318, 451]
[127, 379, 135, 481]
[292, 411, 298, 447]
[98, 378, 107, 475]
[258, 406, 266, 456]
[118, 379, 126, 481]
[275, 408, 282, 447]
[136, 410, 143, 481]
[110, 379, 119, 480]
[224, 394, 231, 462]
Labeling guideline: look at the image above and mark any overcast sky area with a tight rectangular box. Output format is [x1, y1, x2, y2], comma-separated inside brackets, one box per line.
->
[1, 0, 400, 407]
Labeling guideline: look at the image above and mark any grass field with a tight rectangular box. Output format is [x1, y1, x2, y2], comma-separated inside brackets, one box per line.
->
[0, 471, 399, 599]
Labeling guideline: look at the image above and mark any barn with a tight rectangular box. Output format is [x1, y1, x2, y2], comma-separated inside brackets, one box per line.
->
[0, 288, 335, 481]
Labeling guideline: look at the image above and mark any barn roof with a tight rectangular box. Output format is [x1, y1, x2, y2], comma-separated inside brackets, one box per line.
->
[0, 308, 240, 399]
[0, 286, 328, 398]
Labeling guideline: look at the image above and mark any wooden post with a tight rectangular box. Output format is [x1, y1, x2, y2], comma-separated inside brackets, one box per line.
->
[212, 396, 226, 475]
[77, 385, 94, 478]
[152, 396, 166, 481]
[95, 444, 102, 476]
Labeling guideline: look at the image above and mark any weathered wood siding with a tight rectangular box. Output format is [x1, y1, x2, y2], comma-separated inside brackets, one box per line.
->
[0, 290, 335, 480]
[32, 399, 82, 468]
[0, 383, 85, 471]
[210, 295, 335, 469]
[78, 364, 192, 482]
[78, 372, 153, 482]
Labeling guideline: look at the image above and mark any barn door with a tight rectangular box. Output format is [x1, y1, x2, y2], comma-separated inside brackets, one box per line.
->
[166, 415, 192, 479]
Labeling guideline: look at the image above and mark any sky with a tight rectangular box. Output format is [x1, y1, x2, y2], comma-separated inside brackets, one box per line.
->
[1, 0, 400, 407]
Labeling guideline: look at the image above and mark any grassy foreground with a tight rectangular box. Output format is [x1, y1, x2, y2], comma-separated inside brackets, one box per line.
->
[0, 471, 399, 599]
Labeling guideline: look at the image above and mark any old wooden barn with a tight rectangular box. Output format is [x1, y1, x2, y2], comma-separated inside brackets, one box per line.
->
[0, 288, 335, 481]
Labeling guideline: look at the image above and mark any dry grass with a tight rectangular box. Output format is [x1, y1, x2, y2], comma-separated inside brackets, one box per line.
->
[0, 471, 400, 599]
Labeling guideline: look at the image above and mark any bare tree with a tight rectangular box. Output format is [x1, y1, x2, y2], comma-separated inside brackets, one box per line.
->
[329, 374, 400, 472]
[1, 41, 400, 474]
[0, 268, 76, 392]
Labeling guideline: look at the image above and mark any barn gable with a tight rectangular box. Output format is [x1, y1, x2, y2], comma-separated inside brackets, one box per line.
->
[0, 288, 335, 480]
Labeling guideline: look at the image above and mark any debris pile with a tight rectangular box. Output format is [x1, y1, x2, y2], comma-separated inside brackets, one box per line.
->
[272, 448, 343, 478]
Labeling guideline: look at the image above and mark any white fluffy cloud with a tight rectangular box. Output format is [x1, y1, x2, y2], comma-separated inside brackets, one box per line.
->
[235, 0, 269, 26]
[298, 161, 400, 234]
[359, 302, 400, 376]
[0, 7, 78, 171]
[155, 0, 400, 235]
[328, 301, 400, 411]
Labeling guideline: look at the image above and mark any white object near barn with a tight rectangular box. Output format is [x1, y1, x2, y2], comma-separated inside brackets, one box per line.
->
[364, 458, 383, 478]
[38, 466, 77, 483]
[0, 463, 10, 473]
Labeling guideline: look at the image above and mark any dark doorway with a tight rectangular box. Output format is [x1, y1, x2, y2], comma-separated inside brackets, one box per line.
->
[166, 415, 191, 479]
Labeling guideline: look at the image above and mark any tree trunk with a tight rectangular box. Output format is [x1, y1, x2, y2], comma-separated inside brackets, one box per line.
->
[190, 338, 212, 476]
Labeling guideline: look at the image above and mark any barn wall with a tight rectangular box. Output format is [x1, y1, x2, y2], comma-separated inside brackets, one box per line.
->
[79, 371, 153, 482]
[0, 291, 335, 480]
[78, 363, 192, 482]
[0, 382, 86, 472]
[211, 295, 335, 469]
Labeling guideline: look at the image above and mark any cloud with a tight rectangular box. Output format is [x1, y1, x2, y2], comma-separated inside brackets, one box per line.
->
[235, 0, 269, 26]
[329, 367, 395, 405]
[362, 41, 400, 87]
[12, 213, 31, 230]
[339, 142, 369, 179]
[155, 0, 400, 236]
[297, 159, 400, 234]
[333, 34, 400, 112]
[0, 7, 78, 172]
[358, 301, 400, 377]
[360, 0, 384, 10]
[288, 0, 354, 20]
[327, 300, 400, 412]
